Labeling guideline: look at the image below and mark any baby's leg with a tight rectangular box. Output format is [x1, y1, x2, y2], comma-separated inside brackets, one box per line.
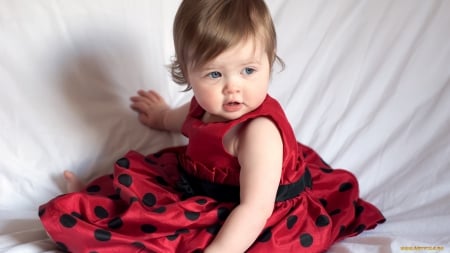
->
[63, 170, 84, 193]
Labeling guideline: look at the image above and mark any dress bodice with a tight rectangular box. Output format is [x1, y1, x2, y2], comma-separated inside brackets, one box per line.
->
[181, 95, 301, 185]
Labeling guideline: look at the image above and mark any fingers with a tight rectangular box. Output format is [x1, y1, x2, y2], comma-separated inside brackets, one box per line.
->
[129, 98, 148, 113]
[132, 90, 163, 103]
[130, 90, 164, 105]
[130, 90, 166, 112]
[129, 89, 170, 129]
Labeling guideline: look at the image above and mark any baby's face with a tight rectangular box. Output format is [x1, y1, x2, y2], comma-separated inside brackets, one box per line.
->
[187, 38, 271, 123]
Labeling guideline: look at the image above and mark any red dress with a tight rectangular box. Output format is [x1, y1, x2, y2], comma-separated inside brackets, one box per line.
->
[39, 95, 385, 253]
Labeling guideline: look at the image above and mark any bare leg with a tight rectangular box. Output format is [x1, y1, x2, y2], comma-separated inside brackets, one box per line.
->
[63, 170, 84, 193]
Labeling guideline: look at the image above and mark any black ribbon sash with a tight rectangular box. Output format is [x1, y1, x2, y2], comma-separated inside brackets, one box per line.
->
[176, 166, 312, 203]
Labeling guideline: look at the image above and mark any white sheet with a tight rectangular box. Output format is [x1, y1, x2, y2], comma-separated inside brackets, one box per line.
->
[1, 0, 449, 252]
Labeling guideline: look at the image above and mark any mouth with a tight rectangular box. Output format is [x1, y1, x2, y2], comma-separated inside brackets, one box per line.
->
[223, 101, 243, 112]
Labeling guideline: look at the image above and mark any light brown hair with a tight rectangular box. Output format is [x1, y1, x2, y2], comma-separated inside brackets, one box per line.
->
[170, 0, 284, 89]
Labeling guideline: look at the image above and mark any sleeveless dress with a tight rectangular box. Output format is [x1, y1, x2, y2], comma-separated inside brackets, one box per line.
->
[39, 95, 385, 253]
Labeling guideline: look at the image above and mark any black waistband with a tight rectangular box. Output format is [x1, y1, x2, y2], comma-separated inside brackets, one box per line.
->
[176, 166, 312, 203]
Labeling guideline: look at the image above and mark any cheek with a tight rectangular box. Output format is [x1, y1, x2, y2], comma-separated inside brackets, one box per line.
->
[192, 87, 217, 108]
[192, 85, 211, 99]
[249, 78, 270, 103]
[195, 95, 219, 114]
[252, 76, 270, 93]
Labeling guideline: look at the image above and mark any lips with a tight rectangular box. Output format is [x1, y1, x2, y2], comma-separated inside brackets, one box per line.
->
[223, 101, 243, 112]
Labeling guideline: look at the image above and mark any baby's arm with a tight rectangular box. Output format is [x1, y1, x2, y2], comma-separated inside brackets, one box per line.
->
[205, 117, 283, 253]
[130, 90, 190, 132]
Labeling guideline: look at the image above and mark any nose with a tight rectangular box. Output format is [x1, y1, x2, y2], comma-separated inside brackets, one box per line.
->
[223, 78, 241, 94]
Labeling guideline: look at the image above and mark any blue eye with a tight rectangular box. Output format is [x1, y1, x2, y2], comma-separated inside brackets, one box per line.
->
[208, 71, 222, 79]
[243, 67, 255, 75]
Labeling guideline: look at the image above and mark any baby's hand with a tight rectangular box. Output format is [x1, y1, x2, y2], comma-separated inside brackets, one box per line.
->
[130, 90, 170, 130]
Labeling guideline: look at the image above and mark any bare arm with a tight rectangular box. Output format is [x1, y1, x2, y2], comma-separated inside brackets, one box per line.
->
[130, 90, 190, 132]
[205, 117, 283, 253]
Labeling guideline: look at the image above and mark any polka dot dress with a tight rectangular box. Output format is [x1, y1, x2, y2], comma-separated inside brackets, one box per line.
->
[39, 95, 385, 253]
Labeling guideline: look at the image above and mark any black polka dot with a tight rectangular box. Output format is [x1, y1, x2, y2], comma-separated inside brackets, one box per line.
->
[167, 228, 190, 241]
[60, 214, 77, 228]
[339, 182, 353, 192]
[354, 224, 366, 234]
[141, 224, 157, 233]
[286, 215, 298, 229]
[185, 211, 200, 221]
[152, 206, 166, 213]
[206, 224, 221, 235]
[86, 185, 101, 193]
[94, 229, 111, 241]
[156, 176, 169, 186]
[118, 174, 132, 187]
[108, 217, 123, 229]
[143, 193, 156, 207]
[55, 241, 68, 252]
[217, 207, 230, 221]
[256, 227, 272, 242]
[320, 168, 333, 173]
[176, 228, 189, 234]
[319, 198, 327, 207]
[330, 209, 341, 216]
[130, 197, 139, 203]
[192, 249, 203, 253]
[315, 215, 330, 227]
[94, 206, 109, 219]
[355, 204, 364, 217]
[196, 198, 208, 205]
[131, 242, 145, 249]
[116, 158, 130, 168]
[299, 233, 313, 247]
[38, 208, 45, 217]
[167, 234, 179, 241]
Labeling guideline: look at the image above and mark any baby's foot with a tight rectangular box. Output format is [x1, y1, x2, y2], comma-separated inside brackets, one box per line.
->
[63, 170, 84, 193]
